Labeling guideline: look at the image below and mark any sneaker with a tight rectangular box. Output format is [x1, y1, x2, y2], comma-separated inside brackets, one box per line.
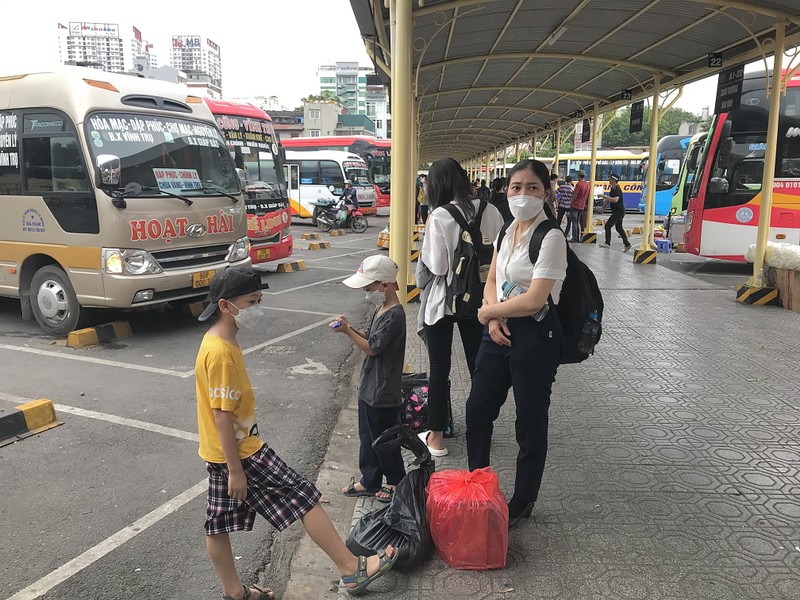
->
[623, 245, 633, 253]
[598, 243, 610, 248]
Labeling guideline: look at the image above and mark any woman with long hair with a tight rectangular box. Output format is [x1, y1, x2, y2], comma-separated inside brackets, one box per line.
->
[466, 159, 567, 528]
[415, 157, 504, 456]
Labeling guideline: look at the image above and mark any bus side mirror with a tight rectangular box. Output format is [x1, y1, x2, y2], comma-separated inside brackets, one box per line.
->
[718, 138, 735, 168]
[279, 146, 286, 163]
[658, 160, 666, 171]
[687, 146, 701, 171]
[708, 177, 729, 194]
[96, 154, 121, 187]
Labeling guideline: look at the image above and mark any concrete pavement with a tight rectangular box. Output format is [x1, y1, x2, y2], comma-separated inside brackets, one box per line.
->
[286, 237, 800, 600]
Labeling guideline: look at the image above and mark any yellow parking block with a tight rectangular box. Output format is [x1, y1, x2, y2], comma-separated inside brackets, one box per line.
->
[301, 233, 320, 240]
[67, 321, 132, 348]
[308, 241, 331, 250]
[1, 399, 62, 445]
[276, 260, 307, 273]
[329, 230, 347, 237]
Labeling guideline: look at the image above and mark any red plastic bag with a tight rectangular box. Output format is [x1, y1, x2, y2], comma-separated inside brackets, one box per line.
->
[426, 467, 508, 570]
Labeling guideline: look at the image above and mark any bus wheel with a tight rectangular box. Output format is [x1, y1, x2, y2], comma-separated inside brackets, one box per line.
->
[350, 215, 368, 233]
[30, 265, 86, 337]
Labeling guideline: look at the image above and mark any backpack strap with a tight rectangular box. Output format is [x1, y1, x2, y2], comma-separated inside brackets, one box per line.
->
[528, 220, 561, 306]
[496, 220, 512, 251]
[441, 202, 471, 232]
[442, 201, 484, 234]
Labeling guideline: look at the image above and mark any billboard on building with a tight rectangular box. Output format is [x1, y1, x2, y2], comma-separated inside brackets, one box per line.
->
[207, 39, 220, 54]
[172, 35, 201, 49]
[69, 22, 120, 38]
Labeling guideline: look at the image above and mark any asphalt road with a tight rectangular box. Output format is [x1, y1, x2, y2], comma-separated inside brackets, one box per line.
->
[0, 212, 389, 600]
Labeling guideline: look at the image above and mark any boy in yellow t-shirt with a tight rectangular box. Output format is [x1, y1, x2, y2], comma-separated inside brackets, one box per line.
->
[195, 266, 396, 600]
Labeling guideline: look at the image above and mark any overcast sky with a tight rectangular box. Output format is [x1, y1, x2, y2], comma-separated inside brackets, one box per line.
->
[0, 1, 757, 115]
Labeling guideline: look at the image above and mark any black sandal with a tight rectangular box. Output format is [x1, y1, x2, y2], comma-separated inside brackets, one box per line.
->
[374, 486, 395, 504]
[342, 476, 377, 498]
[221, 584, 276, 600]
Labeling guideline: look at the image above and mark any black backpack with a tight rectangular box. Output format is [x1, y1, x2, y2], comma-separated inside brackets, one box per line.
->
[441, 201, 493, 319]
[497, 219, 604, 363]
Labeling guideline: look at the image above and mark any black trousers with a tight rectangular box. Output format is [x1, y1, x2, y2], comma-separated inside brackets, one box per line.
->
[358, 400, 406, 490]
[556, 206, 572, 233]
[605, 211, 630, 246]
[420, 205, 430, 223]
[466, 312, 562, 504]
[424, 315, 483, 432]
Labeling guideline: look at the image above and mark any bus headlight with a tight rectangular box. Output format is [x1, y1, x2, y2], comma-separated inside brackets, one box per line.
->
[282, 225, 292, 239]
[686, 211, 694, 231]
[103, 249, 163, 275]
[227, 236, 249, 262]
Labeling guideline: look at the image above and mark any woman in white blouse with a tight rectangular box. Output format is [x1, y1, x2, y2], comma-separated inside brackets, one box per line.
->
[465, 159, 567, 529]
[416, 158, 504, 457]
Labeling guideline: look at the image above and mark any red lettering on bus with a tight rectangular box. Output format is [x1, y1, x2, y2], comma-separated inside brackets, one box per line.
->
[175, 217, 188, 237]
[130, 220, 147, 241]
[206, 214, 219, 234]
[147, 220, 163, 240]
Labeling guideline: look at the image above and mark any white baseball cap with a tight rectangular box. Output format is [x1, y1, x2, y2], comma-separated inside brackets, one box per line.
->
[343, 255, 399, 289]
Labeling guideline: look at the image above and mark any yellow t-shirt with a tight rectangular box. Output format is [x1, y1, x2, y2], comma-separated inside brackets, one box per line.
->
[195, 334, 263, 463]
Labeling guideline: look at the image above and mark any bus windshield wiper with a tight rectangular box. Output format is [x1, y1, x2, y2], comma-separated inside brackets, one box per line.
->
[112, 182, 193, 206]
[183, 184, 240, 203]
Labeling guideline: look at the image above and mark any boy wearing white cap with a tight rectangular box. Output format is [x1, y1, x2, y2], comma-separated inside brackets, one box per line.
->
[331, 255, 407, 503]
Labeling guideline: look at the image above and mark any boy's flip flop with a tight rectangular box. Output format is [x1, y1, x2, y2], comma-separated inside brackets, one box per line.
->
[374, 486, 394, 504]
[222, 584, 275, 600]
[342, 476, 377, 498]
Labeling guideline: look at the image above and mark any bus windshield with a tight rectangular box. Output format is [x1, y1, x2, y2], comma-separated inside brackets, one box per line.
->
[344, 162, 371, 186]
[85, 112, 238, 196]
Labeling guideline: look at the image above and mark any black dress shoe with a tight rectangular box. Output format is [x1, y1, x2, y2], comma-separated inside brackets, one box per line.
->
[508, 500, 534, 529]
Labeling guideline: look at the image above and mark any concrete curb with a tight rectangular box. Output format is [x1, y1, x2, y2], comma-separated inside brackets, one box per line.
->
[0, 398, 62, 446]
[279, 354, 362, 600]
[67, 321, 132, 348]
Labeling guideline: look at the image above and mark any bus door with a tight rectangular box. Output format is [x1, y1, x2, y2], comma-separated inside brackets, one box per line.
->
[284, 163, 300, 216]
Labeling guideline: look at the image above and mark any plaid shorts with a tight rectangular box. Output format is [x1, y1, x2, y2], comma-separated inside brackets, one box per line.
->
[205, 444, 321, 535]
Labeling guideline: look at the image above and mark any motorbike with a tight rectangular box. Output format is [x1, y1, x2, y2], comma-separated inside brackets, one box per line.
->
[312, 198, 369, 233]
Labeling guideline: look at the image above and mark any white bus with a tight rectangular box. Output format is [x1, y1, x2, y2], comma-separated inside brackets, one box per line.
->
[0, 68, 249, 336]
[283, 150, 377, 220]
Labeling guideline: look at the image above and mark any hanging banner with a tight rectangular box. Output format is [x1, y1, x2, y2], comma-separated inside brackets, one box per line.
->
[714, 63, 745, 115]
[629, 101, 644, 133]
[581, 119, 591, 143]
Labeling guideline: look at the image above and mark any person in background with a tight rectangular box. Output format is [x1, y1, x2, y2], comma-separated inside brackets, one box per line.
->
[599, 173, 632, 252]
[545, 173, 559, 215]
[570, 170, 590, 242]
[477, 179, 491, 203]
[556, 175, 574, 234]
[419, 174, 430, 223]
[415, 158, 504, 457]
[340, 179, 359, 209]
[490, 177, 512, 222]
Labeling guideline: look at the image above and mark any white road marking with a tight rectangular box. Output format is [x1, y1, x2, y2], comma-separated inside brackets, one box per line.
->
[6, 480, 207, 600]
[0, 343, 187, 378]
[301, 248, 376, 262]
[262, 305, 334, 316]
[54, 405, 199, 442]
[264, 275, 347, 295]
[306, 265, 357, 272]
[287, 358, 331, 375]
[240, 316, 335, 357]
[0, 391, 32, 403]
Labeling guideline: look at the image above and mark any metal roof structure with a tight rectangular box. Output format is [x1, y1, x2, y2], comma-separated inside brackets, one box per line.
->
[349, 0, 800, 162]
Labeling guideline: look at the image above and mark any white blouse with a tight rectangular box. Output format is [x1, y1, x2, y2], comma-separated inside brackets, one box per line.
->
[421, 199, 504, 326]
[495, 212, 567, 305]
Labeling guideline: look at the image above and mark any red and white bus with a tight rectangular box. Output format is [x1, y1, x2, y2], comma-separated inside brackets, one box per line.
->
[281, 135, 391, 207]
[206, 99, 293, 264]
[684, 69, 800, 261]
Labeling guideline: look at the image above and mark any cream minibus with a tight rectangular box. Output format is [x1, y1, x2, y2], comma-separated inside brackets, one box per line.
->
[0, 68, 249, 336]
[283, 150, 377, 220]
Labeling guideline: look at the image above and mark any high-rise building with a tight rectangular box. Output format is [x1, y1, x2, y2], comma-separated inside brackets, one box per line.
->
[129, 26, 157, 72]
[57, 22, 125, 72]
[169, 35, 223, 98]
[318, 62, 390, 138]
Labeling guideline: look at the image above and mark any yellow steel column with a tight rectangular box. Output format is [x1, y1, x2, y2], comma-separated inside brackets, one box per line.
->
[584, 103, 600, 239]
[502, 145, 508, 177]
[515, 140, 520, 164]
[748, 23, 786, 288]
[554, 122, 561, 177]
[639, 74, 661, 252]
[389, 0, 412, 304]
[532, 133, 537, 160]
[484, 150, 489, 185]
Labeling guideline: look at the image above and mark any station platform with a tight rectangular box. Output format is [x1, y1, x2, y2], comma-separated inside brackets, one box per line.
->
[291, 241, 800, 600]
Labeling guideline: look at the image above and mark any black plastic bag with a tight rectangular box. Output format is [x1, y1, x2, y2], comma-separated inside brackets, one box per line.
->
[346, 425, 435, 569]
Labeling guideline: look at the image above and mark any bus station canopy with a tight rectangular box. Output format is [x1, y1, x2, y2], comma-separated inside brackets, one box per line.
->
[350, 0, 800, 162]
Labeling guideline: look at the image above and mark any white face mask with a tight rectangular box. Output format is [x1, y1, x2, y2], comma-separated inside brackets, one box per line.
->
[508, 194, 544, 221]
[365, 288, 386, 307]
[230, 303, 265, 330]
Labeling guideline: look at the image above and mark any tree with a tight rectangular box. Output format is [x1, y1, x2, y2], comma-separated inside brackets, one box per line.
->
[601, 106, 707, 148]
